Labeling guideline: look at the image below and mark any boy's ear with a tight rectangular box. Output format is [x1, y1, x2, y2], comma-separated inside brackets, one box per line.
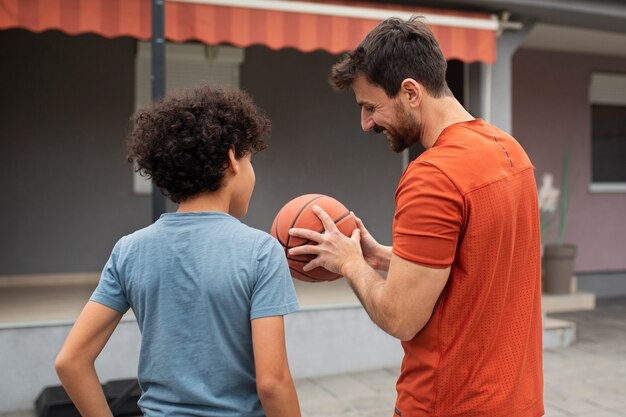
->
[227, 146, 239, 175]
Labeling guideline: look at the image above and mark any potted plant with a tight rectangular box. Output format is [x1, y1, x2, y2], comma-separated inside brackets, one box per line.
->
[538, 152, 577, 294]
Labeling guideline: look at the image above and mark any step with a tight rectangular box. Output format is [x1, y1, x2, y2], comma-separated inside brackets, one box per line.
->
[543, 317, 576, 349]
[542, 291, 596, 314]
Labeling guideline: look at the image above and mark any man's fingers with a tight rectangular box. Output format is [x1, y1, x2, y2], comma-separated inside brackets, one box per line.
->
[302, 259, 321, 272]
[289, 227, 322, 242]
[288, 245, 321, 257]
[311, 205, 338, 232]
[351, 212, 368, 233]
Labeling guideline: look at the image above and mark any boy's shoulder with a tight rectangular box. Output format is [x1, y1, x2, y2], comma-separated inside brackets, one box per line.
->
[229, 221, 280, 253]
[116, 212, 277, 251]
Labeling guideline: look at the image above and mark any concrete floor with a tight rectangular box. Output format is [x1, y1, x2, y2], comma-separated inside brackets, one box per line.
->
[294, 297, 626, 417]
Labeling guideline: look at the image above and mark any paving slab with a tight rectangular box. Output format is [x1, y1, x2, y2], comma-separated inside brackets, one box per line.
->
[295, 297, 626, 417]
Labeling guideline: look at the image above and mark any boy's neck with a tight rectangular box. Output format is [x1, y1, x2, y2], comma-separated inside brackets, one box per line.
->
[177, 190, 231, 214]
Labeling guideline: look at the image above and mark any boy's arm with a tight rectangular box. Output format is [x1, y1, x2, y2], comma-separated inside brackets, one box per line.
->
[55, 301, 124, 417]
[251, 316, 301, 417]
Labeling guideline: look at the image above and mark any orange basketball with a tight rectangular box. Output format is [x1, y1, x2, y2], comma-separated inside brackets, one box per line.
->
[271, 194, 357, 282]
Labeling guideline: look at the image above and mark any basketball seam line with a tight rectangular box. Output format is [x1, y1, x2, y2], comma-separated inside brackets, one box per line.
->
[274, 212, 287, 247]
[283, 210, 352, 248]
[274, 197, 352, 282]
[296, 211, 352, 245]
[287, 256, 310, 264]
[285, 195, 324, 251]
[289, 265, 330, 282]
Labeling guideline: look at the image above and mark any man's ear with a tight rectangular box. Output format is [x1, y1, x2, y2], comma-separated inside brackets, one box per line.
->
[227, 146, 239, 175]
[400, 78, 422, 108]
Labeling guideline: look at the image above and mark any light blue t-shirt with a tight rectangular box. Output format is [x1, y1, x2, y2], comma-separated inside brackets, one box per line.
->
[91, 212, 299, 417]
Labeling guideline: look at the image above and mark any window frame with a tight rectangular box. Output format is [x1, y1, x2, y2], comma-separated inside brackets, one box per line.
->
[589, 72, 626, 194]
[132, 41, 245, 195]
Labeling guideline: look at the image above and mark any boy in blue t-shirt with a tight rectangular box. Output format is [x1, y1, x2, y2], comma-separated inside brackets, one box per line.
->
[55, 86, 301, 417]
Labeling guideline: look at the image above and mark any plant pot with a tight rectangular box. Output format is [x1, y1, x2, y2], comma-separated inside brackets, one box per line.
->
[542, 244, 577, 294]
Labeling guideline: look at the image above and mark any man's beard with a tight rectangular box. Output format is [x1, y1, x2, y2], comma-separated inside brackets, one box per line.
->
[375, 104, 421, 153]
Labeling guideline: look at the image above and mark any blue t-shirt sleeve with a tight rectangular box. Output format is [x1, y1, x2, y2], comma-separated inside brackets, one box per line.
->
[250, 236, 299, 320]
[90, 239, 130, 314]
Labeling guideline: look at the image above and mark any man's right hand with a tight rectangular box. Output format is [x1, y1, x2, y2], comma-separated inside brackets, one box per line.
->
[352, 213, 392, 272]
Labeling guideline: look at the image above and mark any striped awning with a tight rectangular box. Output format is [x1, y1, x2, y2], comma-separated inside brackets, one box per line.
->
[0, 0, 497, 63]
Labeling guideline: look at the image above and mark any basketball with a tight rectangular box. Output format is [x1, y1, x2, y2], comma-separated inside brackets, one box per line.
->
[271, 194, 357, 282]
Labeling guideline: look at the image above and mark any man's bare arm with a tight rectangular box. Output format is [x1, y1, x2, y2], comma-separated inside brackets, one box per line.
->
[289, 206, 450, 341]
[342, 254, 449, 341]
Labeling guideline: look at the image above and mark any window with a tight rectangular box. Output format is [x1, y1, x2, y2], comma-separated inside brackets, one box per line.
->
[589, 73, 626, 193]
[133, 42, 244, 194]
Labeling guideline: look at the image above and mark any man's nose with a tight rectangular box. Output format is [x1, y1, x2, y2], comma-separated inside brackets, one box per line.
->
[361, 108, 374, 132]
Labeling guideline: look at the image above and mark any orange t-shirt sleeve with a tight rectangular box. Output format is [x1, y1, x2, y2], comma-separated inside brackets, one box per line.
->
[393, 161, 463, 269]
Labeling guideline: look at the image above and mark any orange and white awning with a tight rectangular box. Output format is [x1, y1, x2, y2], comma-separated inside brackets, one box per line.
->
[0, 0, 497, 63]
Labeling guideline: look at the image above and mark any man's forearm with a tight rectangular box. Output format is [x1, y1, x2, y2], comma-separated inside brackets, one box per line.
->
[342, 259, 401, 338]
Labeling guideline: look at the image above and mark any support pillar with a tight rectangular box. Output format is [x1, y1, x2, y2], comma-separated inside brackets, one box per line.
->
[468, 21, 535, 135]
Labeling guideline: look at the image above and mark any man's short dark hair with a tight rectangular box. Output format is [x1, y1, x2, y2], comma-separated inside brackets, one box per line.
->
[127, 86, 270, 203]
[330, 16, 450, 98]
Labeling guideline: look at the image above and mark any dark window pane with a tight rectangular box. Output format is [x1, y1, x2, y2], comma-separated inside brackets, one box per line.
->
[592, 104, 626, 183]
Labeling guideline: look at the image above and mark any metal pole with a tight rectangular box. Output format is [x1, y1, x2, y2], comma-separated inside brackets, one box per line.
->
[151, 0, 166, 222]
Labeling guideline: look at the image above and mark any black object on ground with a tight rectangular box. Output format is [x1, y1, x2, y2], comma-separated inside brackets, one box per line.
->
[35, 378, 142, 417]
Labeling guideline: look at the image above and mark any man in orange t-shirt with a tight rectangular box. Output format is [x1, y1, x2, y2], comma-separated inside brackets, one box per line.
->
[288, 17, 544, 417]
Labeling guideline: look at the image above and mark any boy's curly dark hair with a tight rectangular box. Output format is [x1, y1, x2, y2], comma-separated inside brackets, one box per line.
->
[127, 86, 270, 203]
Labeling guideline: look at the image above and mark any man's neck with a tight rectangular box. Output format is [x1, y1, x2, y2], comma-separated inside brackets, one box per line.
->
[420, 96, 475, 149]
